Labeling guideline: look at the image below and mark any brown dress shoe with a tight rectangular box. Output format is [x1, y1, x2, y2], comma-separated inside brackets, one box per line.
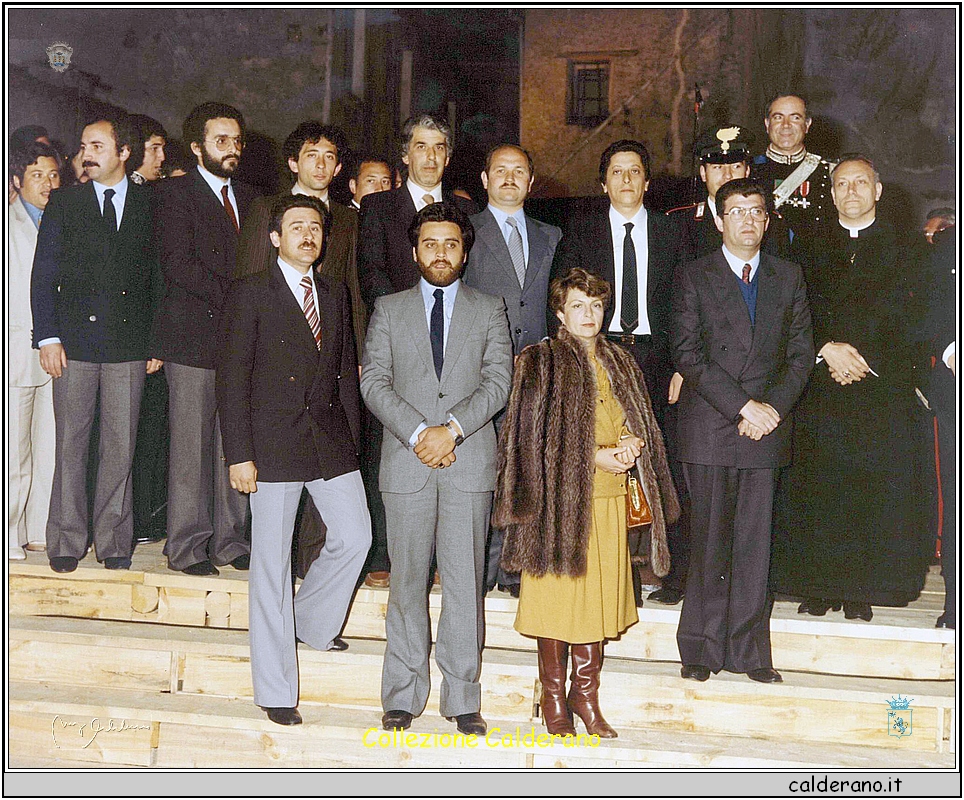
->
[364, 571, 390, 589]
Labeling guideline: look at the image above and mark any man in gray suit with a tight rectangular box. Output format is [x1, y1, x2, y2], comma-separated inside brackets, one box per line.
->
[464, 144, 562, 596]
[361, 203, 512, 736]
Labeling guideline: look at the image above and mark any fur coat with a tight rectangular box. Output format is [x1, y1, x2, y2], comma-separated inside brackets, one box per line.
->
[493, 328, 680, 578]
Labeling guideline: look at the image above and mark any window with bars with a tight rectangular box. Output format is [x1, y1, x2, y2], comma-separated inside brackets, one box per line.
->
[567, 60, 610, 126]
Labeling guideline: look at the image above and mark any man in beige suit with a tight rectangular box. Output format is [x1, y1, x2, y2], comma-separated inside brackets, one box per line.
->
[9, 142, 62, 559]
[360, 203, 512, 736]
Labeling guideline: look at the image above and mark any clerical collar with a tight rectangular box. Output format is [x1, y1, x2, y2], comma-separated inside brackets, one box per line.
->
[765, 145, 807, 165]
[838, 217, 875, 238]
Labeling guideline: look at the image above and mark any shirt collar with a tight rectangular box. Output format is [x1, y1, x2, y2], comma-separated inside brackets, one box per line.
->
[722, 244, 761, 278]
[292, 183, 328, 205]
[608, 202, 647, 229]
[91, 174, 129, 208]
[419, 276, 459, 307]
[277, 256, 314, 295]
[196, 163, 231, 197]
[838, 216, 875, 238]
[487, 204, 526, 230]
[19, 195, 44, 228]
[407, 179, 442, 209]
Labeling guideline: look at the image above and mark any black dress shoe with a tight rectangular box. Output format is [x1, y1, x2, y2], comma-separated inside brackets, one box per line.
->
[648, 586, 683, 605]
[104, 557, 132, 570]
[327, 637, 349, 651]
[446, 712, 487, 736]
[181, 560, 219, 577]
[497, 583, 520, 598]
[50, 556, 79, 574]
[797, 598, 841, 616]
[747, 667, 783, 683]
[935, 613, 956, 629]
[134, 530, 165, 545]
[680, 664, 710, 682]
[843, 602, 873, 621]
[264, 706, 302, 726]
[382, 710, 414, 731]
[231, 554, 250, 570]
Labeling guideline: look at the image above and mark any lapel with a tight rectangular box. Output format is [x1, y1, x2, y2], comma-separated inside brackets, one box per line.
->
[523, 215, 551, 292]
[706, 251, 753, 352]
[440, 282, 478, 385]
[477, 210, 519, 287]
[268, 261, 321, 361]
[115, 182, 142, 247]
[599, 208, 617, 286]
[191, 168, 236, 240]
[747, 255, 780, 360]
[395, 187, 417, 231]
[403, 284, 437, 379]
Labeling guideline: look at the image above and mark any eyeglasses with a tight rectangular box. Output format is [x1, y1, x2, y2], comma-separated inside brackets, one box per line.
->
[205, 135, 245, 152]
[722, 207, 768, 221]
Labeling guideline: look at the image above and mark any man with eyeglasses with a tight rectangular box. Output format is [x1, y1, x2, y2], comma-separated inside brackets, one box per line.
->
[672, 177, 813, 686]
[152, 101, 258, 576]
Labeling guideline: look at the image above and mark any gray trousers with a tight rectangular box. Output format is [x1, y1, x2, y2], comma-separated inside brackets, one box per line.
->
[163, 362, 249, 569]
[381, 472, 490, 718]
[248, 471, 371, 708]
[47, 360, 145, 560]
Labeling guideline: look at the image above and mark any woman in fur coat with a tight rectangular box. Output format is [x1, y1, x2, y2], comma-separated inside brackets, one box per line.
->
[494, 267, 679, 738]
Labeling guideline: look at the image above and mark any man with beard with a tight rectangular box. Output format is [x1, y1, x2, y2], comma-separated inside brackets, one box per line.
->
[463, 143, 562, 596]
[30, 112, 164, 572]
[152, 102, 257, 576]
[361, 203, 512, 735]
[218, 194, 371, 726]
[752, 94, 833, 246]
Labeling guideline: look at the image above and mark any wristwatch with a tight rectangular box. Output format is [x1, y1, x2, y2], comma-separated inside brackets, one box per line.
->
[443, 420, 464, 446]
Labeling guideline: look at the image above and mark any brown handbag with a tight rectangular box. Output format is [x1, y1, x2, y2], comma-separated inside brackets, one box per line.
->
[626, 465, 653, 528]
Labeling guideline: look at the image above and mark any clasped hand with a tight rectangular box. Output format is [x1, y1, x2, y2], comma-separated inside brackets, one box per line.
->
[414, 425, 457, 469]
[738, 399, 780, 441]
[820, 341, 870, 386]
[595, 435, 643, 474]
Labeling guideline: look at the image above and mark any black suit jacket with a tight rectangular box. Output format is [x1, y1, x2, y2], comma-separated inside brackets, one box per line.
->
[216, 266, 361, 483]
[152, 168, 259, 369]
[31, 180, 163, 362]
[357, 186, 477, 310]
[550, 199, 685, 403]
[672, 250, 814, 469]
[235, 192, 366, 350]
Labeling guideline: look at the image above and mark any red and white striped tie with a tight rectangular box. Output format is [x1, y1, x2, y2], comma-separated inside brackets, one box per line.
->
[301, 275, 321, 350]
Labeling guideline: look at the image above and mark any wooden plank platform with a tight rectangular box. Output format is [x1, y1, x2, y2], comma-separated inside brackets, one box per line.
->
[9, 681, 953, 770]
[9, 615, 954, 755]
[9, 548, 955, 681]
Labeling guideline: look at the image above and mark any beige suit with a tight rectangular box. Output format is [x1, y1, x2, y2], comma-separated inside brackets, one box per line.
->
[8, 198, 55, 550]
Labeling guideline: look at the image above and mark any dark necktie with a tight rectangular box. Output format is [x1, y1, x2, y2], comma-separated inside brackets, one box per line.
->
[221, 185, 239, 233]
[742, 263, 752, 284]
[430, 288, 444, 380]
[103, 188, 117, 236]
[621, 222, 638, 332]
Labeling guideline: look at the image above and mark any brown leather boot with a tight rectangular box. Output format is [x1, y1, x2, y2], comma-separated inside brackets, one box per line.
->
[567, 641, 617, 738]
[537, 638, 576, 735]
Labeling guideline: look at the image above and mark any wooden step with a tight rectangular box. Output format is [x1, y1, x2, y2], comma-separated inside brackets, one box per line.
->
[9, 615, 953, 754]
[8, 681, 953, 769]
[9, 551, 954, 680]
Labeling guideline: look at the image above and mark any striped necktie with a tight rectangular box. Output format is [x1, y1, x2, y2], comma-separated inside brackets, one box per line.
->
[300, 275, 321, 350]
[506, 216, 526, 287]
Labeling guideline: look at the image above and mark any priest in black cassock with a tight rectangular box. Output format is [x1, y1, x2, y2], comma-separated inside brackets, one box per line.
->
[770, 155, 932, 621]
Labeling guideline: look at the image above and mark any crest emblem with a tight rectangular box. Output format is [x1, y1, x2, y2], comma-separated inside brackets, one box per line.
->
[715, 126, 741, 154]
[887, 695, 913, 738]
[46, 42, 73, 73]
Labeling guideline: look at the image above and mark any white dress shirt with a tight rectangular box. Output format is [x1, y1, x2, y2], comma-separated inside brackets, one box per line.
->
[487, 205, 529, 265]
[407, 179, 442, 211]
[277, 257, 318, 317]
[721, 245, 761, 282]
[608, 204, 651, 334]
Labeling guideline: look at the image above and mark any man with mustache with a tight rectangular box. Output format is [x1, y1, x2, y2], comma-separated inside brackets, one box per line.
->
[30, 111, 164, 573]
[219, 194, 370, 726]
[152, 102, 258, 576]
[9, 141, 62, 560]
[463, 143, 562, 597]
[361, 202, 512, 735]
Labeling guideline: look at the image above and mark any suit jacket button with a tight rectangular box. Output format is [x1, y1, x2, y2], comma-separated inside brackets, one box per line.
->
[520, 300, 525, 307]
[721, 345, 727, 351]
[515, 327, 522, 334]
[438, 392, 444, 399]
[121, 290, 127, 296]
[289, 376, 296, 382]
[89, 315, 97, 322]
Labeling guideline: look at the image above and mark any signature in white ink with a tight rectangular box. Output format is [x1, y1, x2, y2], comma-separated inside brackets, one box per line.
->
[51, 715, 152, 749]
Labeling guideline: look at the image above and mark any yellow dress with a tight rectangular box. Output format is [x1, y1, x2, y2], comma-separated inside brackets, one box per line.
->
[513, 356, 639, 643]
